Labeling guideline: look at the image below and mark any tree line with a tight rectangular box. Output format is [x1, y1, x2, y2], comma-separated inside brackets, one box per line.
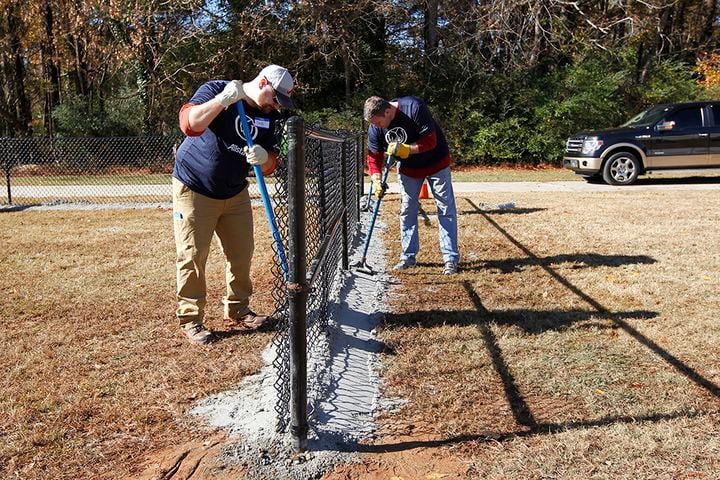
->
[1, 0, 718, 164]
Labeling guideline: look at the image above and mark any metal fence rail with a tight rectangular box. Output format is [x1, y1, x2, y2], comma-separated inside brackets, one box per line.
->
[0, 135, 274, 205]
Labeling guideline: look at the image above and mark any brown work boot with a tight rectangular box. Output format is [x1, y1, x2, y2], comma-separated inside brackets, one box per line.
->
[225, 310, 276, 331]
[182, 322, 213, 345]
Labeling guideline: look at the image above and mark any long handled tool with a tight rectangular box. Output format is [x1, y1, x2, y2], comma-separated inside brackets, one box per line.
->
[361, 178, 374, 212]
[236, 101, 289, 281]
[355, 154, 396, 275]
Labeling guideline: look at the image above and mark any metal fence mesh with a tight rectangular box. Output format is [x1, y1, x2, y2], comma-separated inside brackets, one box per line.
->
[0, 136, 272, 205]
[270, 124, 363, 433]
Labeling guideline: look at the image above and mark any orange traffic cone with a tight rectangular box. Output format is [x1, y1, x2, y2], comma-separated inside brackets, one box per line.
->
[419, 180, 430, 199]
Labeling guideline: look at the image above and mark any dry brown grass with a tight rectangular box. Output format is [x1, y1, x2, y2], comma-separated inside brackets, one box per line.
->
[364, 190, 720, 479]
[3, 188, 720, 479]
[1, 207, 278, 479]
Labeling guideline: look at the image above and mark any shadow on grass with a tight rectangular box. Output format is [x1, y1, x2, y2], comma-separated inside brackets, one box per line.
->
[381, 307, 657, 335]
[417, 199, 544, 227]
[334, 407, 714, 453]
[457, 206, 547, 215]
[416, 252, 656, 274]
[460, 197, 720, 404]
[418, 203, 432, 226]
[212, 327, 276, 341]
[0, 203, 38, 212]
[634, 175, 720, 186]
[321, 198, 720, 453]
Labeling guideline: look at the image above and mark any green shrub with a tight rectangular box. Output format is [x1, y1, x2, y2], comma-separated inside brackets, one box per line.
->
[301, 107, 364, 132]
[53, 93, 145, 137]
[445, 48, 702, 166]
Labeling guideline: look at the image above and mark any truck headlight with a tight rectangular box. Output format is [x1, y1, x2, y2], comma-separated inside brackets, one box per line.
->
[582, 137, 604, 154]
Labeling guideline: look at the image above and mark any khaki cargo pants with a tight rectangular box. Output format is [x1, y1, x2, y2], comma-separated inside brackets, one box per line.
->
[172, 178, 254, 327]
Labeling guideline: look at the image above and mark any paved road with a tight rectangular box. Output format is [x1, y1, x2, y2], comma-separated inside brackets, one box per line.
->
[451, 180, 720, 192]
[6, 184, 172, 198]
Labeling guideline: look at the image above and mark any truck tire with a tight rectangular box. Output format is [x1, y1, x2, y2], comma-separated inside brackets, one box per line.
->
[602, 152, 640, 185]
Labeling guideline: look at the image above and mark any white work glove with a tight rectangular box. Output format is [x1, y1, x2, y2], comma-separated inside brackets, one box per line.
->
[243, 144, 269, 166]
[214, 80, 245, 109]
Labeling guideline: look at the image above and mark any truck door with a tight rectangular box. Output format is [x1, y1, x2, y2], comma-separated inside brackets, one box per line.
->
[644, 106, 707, 168]
[708, 104, 720, 167]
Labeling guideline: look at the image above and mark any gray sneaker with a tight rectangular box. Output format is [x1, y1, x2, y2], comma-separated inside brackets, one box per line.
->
[393, 258, 417, 271]
[182, 323, 213, 345]
[443, 261, 458, 275]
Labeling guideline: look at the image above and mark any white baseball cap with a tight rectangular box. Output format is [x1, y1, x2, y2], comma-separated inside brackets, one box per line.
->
[259, 64, 295, 109]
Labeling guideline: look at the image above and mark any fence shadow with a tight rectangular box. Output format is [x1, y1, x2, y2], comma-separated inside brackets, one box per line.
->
[326, 407, 713, 453]
[381, 307, 657, 335]
[460, 197, 720, 401]
[417, 252, 656, 273]
[314, 197, 720, 453]
[457, 206, 547, 215]
[0, 204, 38, 212]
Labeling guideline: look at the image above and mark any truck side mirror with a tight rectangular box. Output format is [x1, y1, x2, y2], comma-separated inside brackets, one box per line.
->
[656, 121, 675, 132]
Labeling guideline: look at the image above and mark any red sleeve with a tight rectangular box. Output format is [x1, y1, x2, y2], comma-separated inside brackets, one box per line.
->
[367, 151, 384, 176]
[261, 151, 279, 176]
[179, 103, 204, 136]
[415, 130, 437, 153]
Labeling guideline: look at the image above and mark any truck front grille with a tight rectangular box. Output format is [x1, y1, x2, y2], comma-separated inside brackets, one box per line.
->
[566, 138, 583, 153]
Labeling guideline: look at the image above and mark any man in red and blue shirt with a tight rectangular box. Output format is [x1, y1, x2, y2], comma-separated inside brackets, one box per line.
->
[173, 65, 294, 344]
[364, 95, 460, 275]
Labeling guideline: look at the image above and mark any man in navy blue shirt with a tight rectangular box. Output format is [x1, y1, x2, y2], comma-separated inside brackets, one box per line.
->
[173, 65, 294, 345]
[364, 95, 460, 275]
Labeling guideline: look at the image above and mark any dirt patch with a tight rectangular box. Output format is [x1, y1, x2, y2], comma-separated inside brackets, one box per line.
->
[136, 432, 246, 480]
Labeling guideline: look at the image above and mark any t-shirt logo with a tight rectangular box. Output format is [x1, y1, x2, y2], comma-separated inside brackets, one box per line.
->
[235, 115, 258, 141]
[385, 127, 407, 144]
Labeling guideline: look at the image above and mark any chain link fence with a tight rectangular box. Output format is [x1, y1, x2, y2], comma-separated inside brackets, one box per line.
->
[0, 136, 275, 206]
[2, 124, 367, 450]
[268, 119, 364, 446]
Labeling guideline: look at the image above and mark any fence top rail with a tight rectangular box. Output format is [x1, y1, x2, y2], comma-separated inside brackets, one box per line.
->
[305, 125, 359, 144]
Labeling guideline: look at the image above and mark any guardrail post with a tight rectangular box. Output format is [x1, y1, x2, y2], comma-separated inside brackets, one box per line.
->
[287, 116, 308, 452]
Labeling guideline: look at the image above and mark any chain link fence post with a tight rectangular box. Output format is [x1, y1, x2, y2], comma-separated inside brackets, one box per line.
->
[286, 116, 308, 451]
[1, 139, 11, 205]
[341, 139, 349, 270]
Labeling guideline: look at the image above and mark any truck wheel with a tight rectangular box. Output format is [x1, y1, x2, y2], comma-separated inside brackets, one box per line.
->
[602, 152, 640, 185]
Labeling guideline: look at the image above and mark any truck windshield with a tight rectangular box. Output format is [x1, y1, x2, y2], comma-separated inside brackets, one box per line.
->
[621, 105, 671, 127]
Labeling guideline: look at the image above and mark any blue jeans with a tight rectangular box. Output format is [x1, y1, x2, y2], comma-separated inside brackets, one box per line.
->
[397, 166, 460, 264]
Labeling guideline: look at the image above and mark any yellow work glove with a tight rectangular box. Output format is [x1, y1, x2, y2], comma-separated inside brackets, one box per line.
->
[386, 142, 411, 159]
[371, 173, 385, 199]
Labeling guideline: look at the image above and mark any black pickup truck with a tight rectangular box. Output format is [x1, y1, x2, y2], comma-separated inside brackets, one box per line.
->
[563, 101, 720, 185]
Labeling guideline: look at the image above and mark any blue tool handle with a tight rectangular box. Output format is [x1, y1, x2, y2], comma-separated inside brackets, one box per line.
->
[359, 155, 395, 260]
[236, 100, 289, 281]
[364, 179, 374, 210]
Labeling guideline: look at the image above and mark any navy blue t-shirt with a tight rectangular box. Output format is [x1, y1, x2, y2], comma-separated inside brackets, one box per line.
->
[367, 96, 449, 170]
[173, 80, 281, 199]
